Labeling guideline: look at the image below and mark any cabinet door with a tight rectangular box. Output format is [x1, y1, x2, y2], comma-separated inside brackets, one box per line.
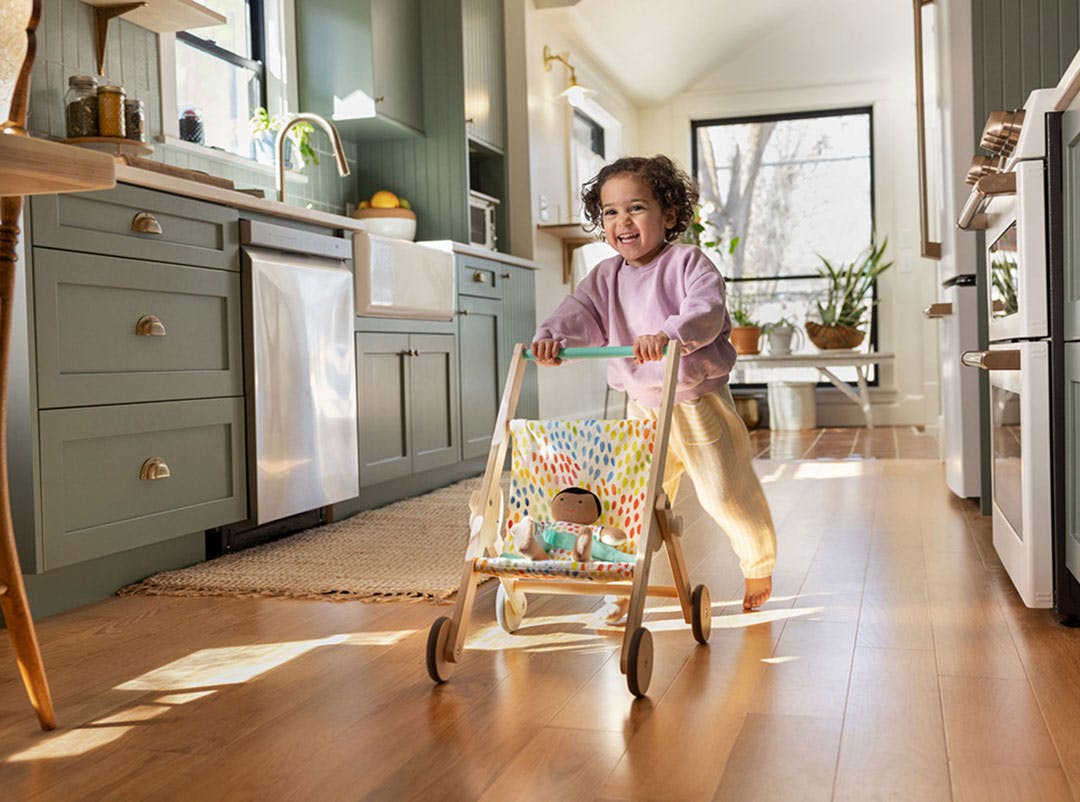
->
[458, 295, 502, 459]
[409, 333, 461, 471]
[357, 332, 412, 487]
[1066, 343, 1080, 587]
[499, 265, 538, 420]
[1064, 110, 1080, 341]
[371, 0, 423, 132]
[462, 0, 506, 151]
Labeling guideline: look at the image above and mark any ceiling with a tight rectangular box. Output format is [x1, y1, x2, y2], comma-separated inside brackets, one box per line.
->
[541, 0, 818, 105]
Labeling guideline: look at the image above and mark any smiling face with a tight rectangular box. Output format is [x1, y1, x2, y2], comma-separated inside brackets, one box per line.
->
[551, 489, 601, 525]
[600, 172, 677, 267]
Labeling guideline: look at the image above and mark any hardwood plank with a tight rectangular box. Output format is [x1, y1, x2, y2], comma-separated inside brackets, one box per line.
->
[950, 759, 1073, 802]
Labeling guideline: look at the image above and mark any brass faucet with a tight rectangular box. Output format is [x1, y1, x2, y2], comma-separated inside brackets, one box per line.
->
[275, 112, 350, 203]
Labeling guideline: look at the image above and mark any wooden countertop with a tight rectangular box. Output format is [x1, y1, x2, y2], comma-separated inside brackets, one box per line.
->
[0, 135, 115, 197]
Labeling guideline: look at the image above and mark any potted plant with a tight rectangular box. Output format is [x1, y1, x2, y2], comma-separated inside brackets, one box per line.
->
[729, 298, 761, 355]
[249, 107, 320, 171]
[762, 316, 803, 355]
[806, 238, 893, 349]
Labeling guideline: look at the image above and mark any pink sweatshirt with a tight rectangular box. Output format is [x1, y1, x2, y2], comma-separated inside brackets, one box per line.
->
[534, 243, 737, 407]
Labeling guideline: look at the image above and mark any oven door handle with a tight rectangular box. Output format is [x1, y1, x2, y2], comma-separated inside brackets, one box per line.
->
[922, 302, 953, 319]
[957, 172, 1017, 231]
[961, 349, 1021, 371]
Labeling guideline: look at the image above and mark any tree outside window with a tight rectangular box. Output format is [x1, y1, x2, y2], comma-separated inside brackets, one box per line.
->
[692, 107, 876, 385]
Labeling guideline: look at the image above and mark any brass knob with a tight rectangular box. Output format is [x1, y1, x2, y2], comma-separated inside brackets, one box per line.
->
[375, 96, 385, 103]
[922, 303, 953, 319]
[472, 271, 487, 283]
[139, 457, 171, 480]
[500, 272, 510, 279]
[412, 349, 420, 356]
[131, 211, 163, 235]
[458, 309, 469, 316]
[135, 314, 166, 336]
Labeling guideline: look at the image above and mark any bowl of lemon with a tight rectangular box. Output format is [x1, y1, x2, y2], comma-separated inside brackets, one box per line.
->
[350, 190, 417, 240]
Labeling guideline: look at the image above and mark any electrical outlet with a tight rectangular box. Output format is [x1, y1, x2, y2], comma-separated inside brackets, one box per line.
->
[538, 193, 551, 222]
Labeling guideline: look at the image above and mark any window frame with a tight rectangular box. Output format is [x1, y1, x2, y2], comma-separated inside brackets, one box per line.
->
[158, 0, 297, 161]
[690, 105, 879, 389]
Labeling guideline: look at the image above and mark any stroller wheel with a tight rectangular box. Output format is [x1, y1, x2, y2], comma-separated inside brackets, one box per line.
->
[426, 616, 456, 683]
[626, 626, 654, 698]
[691, 584, 712, 644]
[495, 583, 527, 633]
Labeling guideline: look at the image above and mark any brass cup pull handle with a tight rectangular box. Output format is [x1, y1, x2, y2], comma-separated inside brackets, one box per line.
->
[132, 211, 163, 235]
[961, 349, 1021, 371]
[922, 302, 953, 319]
[139, 457, 171, 480]
[135, 314, 166, 336]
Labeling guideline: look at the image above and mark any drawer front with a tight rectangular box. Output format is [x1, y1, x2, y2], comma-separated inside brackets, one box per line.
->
[33, 248, 243, 408]
[457, 255, 505, 298]
[39, 398, 248, 570]
[30, 183, 239, 270]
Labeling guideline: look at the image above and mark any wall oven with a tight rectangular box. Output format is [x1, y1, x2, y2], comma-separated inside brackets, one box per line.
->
[964, 342, 1052, 607]
[985, 159, 1048, 342]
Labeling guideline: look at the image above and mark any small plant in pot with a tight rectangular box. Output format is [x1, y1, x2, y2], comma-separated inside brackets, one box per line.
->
[807, 238, 893, 350]
[762, 316, 803, 355]
[729, 299, 762, 356]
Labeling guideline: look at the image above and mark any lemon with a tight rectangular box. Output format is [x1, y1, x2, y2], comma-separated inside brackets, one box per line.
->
[399, 198, 412, 210]
[370, 190, 400, 208]
[358, 200, 370, 209]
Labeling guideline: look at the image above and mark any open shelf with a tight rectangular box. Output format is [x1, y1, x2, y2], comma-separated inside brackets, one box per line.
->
[79, 0, 226, 75]
[0, 135, 116, 197]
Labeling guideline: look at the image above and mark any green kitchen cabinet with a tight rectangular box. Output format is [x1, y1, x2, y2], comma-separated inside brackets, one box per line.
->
[356, 331, 461, 488]
[456, 253, 537, 460]
[463, 0, 505, 153]
[295, 0, 423, 139]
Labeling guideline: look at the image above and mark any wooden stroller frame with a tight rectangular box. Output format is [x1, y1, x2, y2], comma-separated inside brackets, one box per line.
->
[426, 344, 711, 697]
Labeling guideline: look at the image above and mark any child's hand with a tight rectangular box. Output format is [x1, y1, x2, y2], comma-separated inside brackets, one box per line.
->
[633, 333, 669, 364]
[531, 339, 563, 366]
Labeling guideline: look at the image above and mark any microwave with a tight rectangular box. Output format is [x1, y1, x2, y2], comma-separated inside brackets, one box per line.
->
[469, 190, 499, 250]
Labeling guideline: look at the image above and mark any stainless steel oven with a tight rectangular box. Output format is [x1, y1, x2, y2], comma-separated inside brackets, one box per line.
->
[469, 190, 499, 250]
[963, 342, 1052, 607]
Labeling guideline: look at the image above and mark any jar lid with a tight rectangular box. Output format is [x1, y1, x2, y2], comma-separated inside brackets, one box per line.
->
[68, 74, 97, 86]
[98, 84, 125, 94]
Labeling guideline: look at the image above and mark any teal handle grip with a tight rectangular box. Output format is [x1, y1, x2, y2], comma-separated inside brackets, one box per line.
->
[524, 345, 666, 361]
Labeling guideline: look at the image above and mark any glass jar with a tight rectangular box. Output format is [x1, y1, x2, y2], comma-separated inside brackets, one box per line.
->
[97, 84, 126, 138]
[124, 98, 145, 142]
[64, 75, 98, 138]
[178, 107, 204, 144]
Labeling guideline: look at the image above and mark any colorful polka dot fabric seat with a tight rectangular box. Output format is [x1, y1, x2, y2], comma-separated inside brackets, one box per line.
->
[473, 418, 656, 581]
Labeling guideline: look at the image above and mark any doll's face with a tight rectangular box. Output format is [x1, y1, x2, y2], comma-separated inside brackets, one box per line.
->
[552, 490, 601, 525]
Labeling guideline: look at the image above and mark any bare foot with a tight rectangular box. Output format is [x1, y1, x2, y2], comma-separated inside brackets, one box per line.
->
[599, 595, 630, 625]
[743, 576, 772, 611]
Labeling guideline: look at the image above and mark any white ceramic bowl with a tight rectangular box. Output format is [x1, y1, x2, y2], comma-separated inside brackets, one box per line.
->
[350, 208, 417, 241]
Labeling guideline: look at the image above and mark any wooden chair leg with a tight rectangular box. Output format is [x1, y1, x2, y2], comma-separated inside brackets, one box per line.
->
[1, 197, 56, 731]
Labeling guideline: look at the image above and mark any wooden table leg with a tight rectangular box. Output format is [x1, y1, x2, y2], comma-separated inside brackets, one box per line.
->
[0, 195, 56, 731]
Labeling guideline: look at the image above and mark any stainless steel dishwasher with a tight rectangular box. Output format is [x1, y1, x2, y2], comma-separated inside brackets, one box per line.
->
[241, 219, 358, 525]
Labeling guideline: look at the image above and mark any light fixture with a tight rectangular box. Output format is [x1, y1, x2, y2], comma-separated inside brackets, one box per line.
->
[543, 44, 594, 107]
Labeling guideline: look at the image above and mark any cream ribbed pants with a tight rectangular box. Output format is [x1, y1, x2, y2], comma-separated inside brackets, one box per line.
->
[628, 386, 776, 579]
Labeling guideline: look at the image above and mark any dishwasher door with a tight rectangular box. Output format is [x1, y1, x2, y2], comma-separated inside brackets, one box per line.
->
[245, 245, 358, 524]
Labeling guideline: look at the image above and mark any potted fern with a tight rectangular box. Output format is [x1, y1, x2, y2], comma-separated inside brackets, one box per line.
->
[806, 238, 893, 349]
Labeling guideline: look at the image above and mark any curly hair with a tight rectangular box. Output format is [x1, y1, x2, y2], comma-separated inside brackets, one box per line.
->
[580, 155, 699, 242]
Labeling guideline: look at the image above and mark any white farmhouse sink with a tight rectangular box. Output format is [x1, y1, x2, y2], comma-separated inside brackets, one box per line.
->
[353, 231, 455, 320]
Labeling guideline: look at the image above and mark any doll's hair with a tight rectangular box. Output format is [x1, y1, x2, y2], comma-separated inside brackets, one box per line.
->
[555, 486, 602, 519]
[580, 155, 699, 242]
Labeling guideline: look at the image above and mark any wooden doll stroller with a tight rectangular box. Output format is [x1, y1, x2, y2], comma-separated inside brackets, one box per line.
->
[425, 345, 712, 697]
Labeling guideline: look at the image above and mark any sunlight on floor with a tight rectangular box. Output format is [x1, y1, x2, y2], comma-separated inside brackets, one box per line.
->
[792, 461, 867, 480]
[5, 629, 416, 763]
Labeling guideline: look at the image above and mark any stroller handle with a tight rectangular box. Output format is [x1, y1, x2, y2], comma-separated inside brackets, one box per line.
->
[524, 345, 668, 361]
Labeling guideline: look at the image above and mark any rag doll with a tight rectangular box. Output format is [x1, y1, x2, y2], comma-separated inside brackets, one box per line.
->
[511, 487, 628, 562]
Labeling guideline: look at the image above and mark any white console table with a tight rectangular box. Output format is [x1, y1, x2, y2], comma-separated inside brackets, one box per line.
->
[734, 350, 895, 427]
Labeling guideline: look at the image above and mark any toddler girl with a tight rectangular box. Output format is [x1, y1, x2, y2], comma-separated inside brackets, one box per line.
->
[531, 155, 777, 616]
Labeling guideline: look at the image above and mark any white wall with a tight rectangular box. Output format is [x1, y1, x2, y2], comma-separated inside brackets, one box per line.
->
[524, 4, 641, 419]
[637, 0, 941, 426]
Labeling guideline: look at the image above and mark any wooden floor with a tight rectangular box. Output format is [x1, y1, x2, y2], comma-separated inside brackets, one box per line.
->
[749, 424, 941, 460]
[2, 455, 1079, 801]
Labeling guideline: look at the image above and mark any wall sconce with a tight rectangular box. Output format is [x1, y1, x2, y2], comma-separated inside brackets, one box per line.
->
[543, 44, 594, 107]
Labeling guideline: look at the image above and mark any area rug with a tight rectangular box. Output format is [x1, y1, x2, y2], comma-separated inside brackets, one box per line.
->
[119, 477, 489, 603]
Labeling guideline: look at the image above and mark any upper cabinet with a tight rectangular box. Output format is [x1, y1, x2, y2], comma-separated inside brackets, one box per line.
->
[295, 0, 424, 139]
[462, 0, 505, 153]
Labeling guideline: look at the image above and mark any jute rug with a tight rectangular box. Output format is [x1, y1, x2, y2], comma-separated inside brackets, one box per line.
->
[119, 477, 489, 603]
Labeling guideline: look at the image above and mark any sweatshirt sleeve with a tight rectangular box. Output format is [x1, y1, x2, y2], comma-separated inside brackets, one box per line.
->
[533, 265, 609, 347]
[658, 251, 729, 353]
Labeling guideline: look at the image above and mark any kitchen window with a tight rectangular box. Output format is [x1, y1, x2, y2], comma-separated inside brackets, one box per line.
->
[691, 107, 876, 386]
[160, 0, 295, 160]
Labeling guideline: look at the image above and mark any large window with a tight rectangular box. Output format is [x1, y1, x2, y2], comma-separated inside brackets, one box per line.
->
[692, 107, 876, 385]
[174, 0, 266, 158]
